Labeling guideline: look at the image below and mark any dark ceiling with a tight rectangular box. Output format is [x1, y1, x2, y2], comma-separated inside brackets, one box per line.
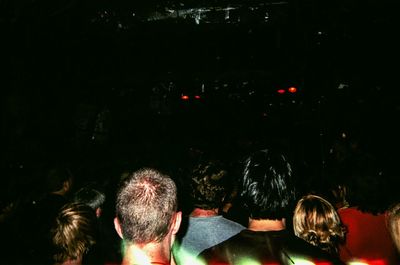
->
[3, 0, 398, 93]
[1, 0, 400, 205]
[1, 0, 399, 166]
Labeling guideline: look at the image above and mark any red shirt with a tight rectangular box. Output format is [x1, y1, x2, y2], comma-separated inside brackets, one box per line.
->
[338, 207, 399, 264]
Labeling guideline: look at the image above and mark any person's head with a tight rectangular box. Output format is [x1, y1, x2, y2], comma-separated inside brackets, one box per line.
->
[388, 202, 400, 253]
[45, 165, 74, 195]
[293, 194, 345, 255]
[190, 159, 228, 210]
[114, 168, 181, 245]
[51, 202, 97, 265]
[241, 148, 296, 220]
[73, 185, 106, 218]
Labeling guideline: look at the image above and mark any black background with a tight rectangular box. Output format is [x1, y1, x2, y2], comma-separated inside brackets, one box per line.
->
[1, 0, 399, 202]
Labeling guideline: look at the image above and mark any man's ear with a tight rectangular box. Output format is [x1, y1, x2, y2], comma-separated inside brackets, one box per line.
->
[171, 211, 182, 235]
[114, 217, 124, 239]
[95, 207, 102, 218]
[63, 180, 71, 193]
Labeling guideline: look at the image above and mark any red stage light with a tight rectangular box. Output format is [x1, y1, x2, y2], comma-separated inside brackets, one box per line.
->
[194, 95, 201, 99]
[181, 95, 189, 100]
[277, 89, 286, 94]
[288, 87, 297, 93]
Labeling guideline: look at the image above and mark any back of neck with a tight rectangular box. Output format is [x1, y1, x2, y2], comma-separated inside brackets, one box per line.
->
[248, 218, 285, 232]
[122, 242, 171, 265]
[190, 208, 219, 217]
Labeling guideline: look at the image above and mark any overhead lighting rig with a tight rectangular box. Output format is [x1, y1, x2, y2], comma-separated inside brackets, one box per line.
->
[147, 1, 288, 24]
[90, 1, 289, 28]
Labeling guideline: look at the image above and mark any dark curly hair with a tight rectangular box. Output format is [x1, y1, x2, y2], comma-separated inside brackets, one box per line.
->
[190, 160, 228, 210]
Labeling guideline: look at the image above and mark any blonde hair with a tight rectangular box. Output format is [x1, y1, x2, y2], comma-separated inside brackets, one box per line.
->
[52, 202, 97, 264]
[293, 194, 345, 255]
[388, 203, 400, 252]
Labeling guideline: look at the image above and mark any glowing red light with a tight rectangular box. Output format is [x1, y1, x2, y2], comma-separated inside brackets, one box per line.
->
[277, 89, 286, 94]
[288, 87, 297, 93]
[181, 95, 189, 100]
[194, 95, 201, 99]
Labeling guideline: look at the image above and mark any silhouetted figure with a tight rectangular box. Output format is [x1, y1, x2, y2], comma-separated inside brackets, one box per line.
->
[338, 173, 400, 264]
[25, 164, 75, 264]
[324, 131, 400, 263]
[388, 202, 400, 254]
[73, 183, 106, 218]
[38, 164, 74, 216]
[72, 183, 108, 264]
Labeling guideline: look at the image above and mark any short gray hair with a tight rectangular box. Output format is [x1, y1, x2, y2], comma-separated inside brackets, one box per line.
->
[116, 168, 177, 244]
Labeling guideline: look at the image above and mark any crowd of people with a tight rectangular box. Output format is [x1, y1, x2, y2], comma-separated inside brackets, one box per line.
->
[1, 136, 400, 265]
[2, 0, 399, 263]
